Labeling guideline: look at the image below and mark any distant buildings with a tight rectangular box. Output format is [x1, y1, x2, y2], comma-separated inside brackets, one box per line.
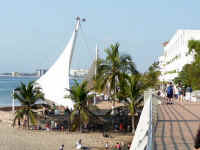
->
[0, 68, 88, 78]
[36, 69, 47, 77]
[158, 30, 200, 82]
[70, 69, 88, 78]
[11, 72, 20, 77]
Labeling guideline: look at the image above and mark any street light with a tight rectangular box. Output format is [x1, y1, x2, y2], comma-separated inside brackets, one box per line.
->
[12, 89, 15, 113]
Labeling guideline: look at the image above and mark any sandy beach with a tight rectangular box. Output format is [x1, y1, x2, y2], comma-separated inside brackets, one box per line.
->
[0, 110, 132, 150]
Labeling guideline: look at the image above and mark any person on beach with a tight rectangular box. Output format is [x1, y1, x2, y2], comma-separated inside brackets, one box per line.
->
[52, 103, 56, 114]
[17, 118, 21, 128]
[105, 142, 109, 150]
[119, 123, 123, 132]
[43, 106, 48, 120]
[115, 142, 121, 150]
[76, 139, 82, 149]
[23, 119, 27, 129]
[166, 82, 174, 104]
[59, 144, 64, 150]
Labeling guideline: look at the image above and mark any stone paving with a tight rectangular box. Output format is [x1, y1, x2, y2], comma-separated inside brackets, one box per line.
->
[154, 101, 200, 150]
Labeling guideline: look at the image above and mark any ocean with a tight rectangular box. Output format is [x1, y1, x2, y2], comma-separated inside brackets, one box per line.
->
[0, 76, 80, 107]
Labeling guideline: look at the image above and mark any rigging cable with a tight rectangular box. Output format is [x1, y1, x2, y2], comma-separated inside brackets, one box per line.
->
[79, 24, 96, 68]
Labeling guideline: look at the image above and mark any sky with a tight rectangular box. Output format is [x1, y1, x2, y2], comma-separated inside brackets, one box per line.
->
[0, 0, 200, 73]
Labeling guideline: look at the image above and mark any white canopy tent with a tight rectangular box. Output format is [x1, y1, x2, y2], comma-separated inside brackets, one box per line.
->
[36, 17, 83, 110]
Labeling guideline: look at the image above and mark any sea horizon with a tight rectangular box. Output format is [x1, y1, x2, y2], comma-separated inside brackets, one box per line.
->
[0, 76, 81, 107]
[0, 76, 38, 107]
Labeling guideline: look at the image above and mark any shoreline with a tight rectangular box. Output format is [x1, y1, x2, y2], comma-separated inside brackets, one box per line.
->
[0, 75, 38, 78]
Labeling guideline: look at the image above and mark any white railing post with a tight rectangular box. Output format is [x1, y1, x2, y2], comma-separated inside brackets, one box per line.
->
[145, 89, 153, 150]
[130, 89, 160, 150]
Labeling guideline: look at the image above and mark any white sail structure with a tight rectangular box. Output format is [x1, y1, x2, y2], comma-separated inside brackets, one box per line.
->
[36, 17, 82, 109]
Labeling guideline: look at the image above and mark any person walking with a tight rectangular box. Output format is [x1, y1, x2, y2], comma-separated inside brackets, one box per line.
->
[166, 82, 174, 104]
[174, 85, 179, 100]
[186, 85, 192, 103]
[178, 83, 183, 103]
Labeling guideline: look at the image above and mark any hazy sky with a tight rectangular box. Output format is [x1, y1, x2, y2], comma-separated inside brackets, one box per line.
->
[1, 0, 200, 73]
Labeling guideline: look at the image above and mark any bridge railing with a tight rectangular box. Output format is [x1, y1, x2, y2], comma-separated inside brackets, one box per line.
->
[130, 89, 161, 150]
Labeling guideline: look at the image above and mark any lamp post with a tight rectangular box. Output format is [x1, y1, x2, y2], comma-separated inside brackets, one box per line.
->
[12, 89, 15, 113]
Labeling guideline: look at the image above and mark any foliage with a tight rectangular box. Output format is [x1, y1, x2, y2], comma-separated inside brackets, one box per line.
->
[174, 64, 200, 90]
[95, 43, 138, 105]
[174, 40, 200, 90]
[117, 74, 145, 102]
[117, 74, 146, 133]
[188, 40, 200, 66]
[66, 80, 96, 132]
[12, 81, 44, 128]
[142, 61, 161, 89]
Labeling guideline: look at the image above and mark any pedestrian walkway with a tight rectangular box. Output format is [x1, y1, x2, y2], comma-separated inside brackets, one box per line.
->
[154, 101, 200, 150]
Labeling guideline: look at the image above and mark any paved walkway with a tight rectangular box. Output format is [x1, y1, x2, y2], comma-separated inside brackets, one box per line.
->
[154, 101, 200, 150]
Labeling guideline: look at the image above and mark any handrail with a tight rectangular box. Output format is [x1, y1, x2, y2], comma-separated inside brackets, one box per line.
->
[146, 92, 153, 150]
[130, 89, 161, 150]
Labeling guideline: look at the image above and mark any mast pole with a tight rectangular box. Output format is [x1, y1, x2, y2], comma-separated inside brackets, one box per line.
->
[95, 44, 99, 76]
[94, 44, 99, 105]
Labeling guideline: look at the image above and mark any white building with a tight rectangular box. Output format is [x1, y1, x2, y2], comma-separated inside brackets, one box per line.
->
[159, 29, 200, 82]
[11, 72, 20, 77]
[70, 69, 88, 77]
[36, 69, 47, 77]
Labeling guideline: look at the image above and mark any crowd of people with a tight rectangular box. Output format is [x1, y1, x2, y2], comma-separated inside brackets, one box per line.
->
[104, 142, 131, 150]
[158, 82, 193, 104]
[57, 140, 131, 150]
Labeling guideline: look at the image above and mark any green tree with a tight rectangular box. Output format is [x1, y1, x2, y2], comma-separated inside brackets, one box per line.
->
[174, 40, 200, 90]
[188, 40, 200, 66]
[143, 61, 161, 89]
[66, 80, 93, 132]
[96, 43, 137, 107]
[118, 74, 146, 133]
[13, 81, 44, 128]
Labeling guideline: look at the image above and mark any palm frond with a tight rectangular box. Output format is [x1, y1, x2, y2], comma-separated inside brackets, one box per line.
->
[70, 110, 77, 122]
[80, 109, 89, 124]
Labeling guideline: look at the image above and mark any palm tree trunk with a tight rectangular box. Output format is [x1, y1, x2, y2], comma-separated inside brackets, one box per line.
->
[112, 100, 115, 108]
[113, 79, 116, 107]
[68, 115, 70, 132]
[79, 110, 82, 132]
[27, 115, 29, 129]
[132, 116, 135, 134]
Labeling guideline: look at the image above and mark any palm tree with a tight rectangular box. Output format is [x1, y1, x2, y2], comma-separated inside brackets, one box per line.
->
[143, 61, 161, 89]
[96, 43, 137, 107]
[66, 80, 93, 132]
[118, 74, 145, 133]
[12, 81, 44, 129]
